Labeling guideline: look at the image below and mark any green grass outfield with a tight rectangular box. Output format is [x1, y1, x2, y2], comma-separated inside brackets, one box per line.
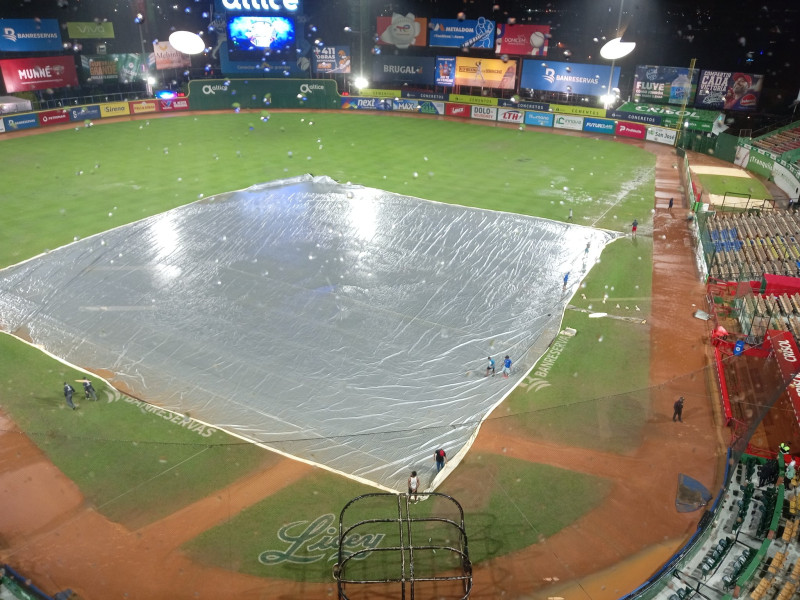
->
[693, 171, 772, 199]
[0, 111, 655, 582]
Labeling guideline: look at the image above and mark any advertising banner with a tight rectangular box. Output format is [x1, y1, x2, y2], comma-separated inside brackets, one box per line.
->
[448, 93, 498, 106]
[736, 145, 775, 178]
[99, 102, 130, 118]
[159, 98, 189, 111]
[0, 19, 61, 52]
[471, 105, 497, 121]
[524, 111, 554, 128]
[130, 99, 160, 114]
[66, 22, 115, 39]
[392, 98, 418, 112]
[455, 57, 516, 90]
[341, 97, 393, 111]
[633, 65, 697, 105]
[312, 46, 350, 74]
[401, 90, 446, 101]
[550, 103, 605, 117]
[445, 103, 471, 118]
[189, 79, 339, 110]
[2, 113, 38, 132]
[418, 100, 445, 115]
[429, 18, 495, 49]
[69, 105, 101, 122]
[583, 117, 616, 135]
[495, 24, 549, 56]
[435, 57, 456, 87]
[0, 119, 4, 133]
[616, 121, 647, 139]
[0, 56, 79, 93]
[80, 55, 119, 83]
[499, 98, 549, 111]
[358, 89, 399, 98]
[607, 107, 661, 126]
[646, 126, 678, 145]
[372, 55, 434, 85]
[520, 60, 619, 96]
[695, 70, 764, 111]
[153, 41, 191, 70]
[497, 108, 524, 124]
[220, 46, 302, 77]
[610, 102, 721, 132]
[376, 14, 426, 48]
[38, 109, 71, 127]
[553, 114, 583, 131]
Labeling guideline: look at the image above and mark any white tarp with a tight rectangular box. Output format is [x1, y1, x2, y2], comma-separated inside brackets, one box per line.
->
[0, 175, 616, 491]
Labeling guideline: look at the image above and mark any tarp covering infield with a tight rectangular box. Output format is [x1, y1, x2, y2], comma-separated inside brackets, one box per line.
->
[0, 175, 616, 492]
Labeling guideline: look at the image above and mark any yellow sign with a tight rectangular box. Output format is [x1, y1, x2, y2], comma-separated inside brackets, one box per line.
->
[549, 103, 606, 117]
[448, 94, 498, 106]
[359, 89, 401, 98]
[455, 57, 516, 90]
[99, 102, 131, 118]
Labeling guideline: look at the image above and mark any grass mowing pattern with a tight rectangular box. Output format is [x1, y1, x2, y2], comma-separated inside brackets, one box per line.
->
[0, 111, 653, 573]
[694, 172, 772, 199]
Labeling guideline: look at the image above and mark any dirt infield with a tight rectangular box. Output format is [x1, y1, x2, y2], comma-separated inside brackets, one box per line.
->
[0, 125, 727, 599]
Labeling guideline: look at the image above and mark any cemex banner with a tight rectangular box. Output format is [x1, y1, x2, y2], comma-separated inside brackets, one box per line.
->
[610, 102, 721, 132]
[372, 55, 434, 85]
[0, 56, 79, 93]
[633, 65, 698, 105]
[376, 14, 426, 48]
[455, 57, 516, 90]
[520, 60, 619, 96]
[312, 46, 350, 74]
[0, 19, 61, 52]
[495, 24, 549, 56]
[695, 70, 764, 112]
[429, 17, 495, 49]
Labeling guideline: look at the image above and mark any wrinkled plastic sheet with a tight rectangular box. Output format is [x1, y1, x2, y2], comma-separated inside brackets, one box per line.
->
[0, 175, 616, 491]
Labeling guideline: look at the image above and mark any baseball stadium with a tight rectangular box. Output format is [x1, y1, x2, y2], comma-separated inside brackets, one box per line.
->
[1, 2, 800, 600]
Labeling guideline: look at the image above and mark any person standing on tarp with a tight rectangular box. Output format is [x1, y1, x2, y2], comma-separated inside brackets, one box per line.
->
[433, 448, 447, 472]
[485, 356, 495, 377]
[63, 382, 77, 410]
[672, 396, 684, 422]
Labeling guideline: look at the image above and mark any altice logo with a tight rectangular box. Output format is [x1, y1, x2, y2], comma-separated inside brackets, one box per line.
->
[543, 68, 555, 83]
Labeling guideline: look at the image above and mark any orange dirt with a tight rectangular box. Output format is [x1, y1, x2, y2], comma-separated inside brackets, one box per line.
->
[0, 121, 729, 599]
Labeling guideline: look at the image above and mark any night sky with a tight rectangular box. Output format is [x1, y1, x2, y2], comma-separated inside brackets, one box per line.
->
[1, 0, 798, 120]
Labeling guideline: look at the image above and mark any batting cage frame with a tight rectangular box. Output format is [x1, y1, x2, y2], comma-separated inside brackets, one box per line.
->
[333, 492, 472, 600]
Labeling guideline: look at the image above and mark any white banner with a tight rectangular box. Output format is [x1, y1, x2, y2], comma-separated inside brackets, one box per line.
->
[553, 114, 583, 130]
[497, 108, 524, 124]
[471, 105, 497, 121]
[645, 126, 677, 145]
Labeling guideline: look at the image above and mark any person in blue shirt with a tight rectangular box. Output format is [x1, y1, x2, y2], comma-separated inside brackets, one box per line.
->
[485, 356, 495, 377]
[502, 355, 512, 378]
[563, 271, 570, 291]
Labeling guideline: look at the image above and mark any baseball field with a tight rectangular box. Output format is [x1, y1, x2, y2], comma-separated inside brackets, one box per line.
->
[0, 110, 724, 599]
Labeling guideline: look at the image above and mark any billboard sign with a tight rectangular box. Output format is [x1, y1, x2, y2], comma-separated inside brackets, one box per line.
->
[445, 103, 471, 118]
[214, 0, 299, 12]
[429, 18, 495, 49]
[524, 111, 554, 128]
[99, 102, 130, 118]
[66, 22, 115, 39]
[612, 102, 721, 132]
[159, 98, 189, 112]
[130, 99, 160, 114]
[495, 24, 549, 56]
[401, 90, 446, 101]
[418, 100, 445, 115]
[153, 41, 191, 70]
[0, 56, 79, 93]
[695, 70, 764, 111]
[646, 126, 678, 145]
[616, 121, 647, 139]
[455, 57, 516, 90]
[312, 46, 350, 74]
[81, 56, 120, 83]
[471, 105, 497, 121]
[372, 55, 434, 85]
[341, 97, 393, 111]
[497, 108, 524, 124]
[583, 117, 616, 135]
[553, 114, 584, 130]
[633, 65, 697, 105]
[2, 113, 38, 132]
[392, 98, 418, 112]
[435, 57, 456, 87]
[376, 14, 426, 48]
[38, 109, 71, 127]
[0, 19, 61, 52]
[520, 60, 619, 96]
[68, 105, 101, 122]
[498, 98, 549, 111]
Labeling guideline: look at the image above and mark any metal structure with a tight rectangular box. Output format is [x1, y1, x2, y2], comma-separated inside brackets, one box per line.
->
[333, 492, 472, 600]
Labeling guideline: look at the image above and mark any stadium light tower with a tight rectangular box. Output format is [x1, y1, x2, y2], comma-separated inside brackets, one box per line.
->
[599, 0, 636, 108]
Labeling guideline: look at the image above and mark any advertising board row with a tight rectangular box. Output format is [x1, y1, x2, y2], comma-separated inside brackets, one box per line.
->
[0, 98, 188, 134]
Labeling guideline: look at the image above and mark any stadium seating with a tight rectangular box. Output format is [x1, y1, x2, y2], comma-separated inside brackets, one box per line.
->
[752, 124, 800, 155]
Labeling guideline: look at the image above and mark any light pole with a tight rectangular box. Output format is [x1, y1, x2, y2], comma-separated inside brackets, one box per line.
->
[599, 0, 635, 108]
[135, 12, 153, 97]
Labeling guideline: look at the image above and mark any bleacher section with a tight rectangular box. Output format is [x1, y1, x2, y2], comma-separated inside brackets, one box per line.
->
[707, 212, 800, 281]
[752, 124, 800, 156]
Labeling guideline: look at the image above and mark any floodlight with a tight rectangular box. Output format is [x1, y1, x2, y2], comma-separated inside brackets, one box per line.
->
[599, 37, 635, 60]
[169, 31, 205, 55]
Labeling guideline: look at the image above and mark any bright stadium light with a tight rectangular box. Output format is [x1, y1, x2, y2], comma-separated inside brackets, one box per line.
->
[353, 76, 369, 90]
[600, 36, 636, 60]
[169, 31, 205, 55]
